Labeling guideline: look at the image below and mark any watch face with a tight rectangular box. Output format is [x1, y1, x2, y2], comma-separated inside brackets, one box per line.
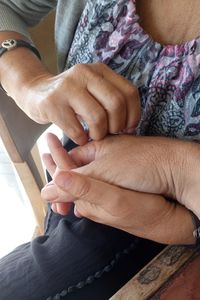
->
[2, 39, 17, 50]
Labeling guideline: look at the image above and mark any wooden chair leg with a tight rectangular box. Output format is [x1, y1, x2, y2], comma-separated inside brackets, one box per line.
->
[14, 161, 47, 235]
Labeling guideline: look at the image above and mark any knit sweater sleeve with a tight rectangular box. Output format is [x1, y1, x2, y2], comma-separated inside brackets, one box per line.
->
[0, 0, 57, 39]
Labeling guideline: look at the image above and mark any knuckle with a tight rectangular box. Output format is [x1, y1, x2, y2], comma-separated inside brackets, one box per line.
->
[94, 62, 106, 70]
[67, 126, 83, 141]
[108, 93, 124, 112]
[126, 85, 139, 99]
[112, 98, 124, 112]
[72, 63, 91, 75]
[88, 109, 106, 126]
[95, 62, 104, 67]
[37, 97, 53, 123]
[43, 94, 56, 107]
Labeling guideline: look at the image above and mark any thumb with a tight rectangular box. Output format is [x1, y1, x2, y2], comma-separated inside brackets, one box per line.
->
[54, 170, 118, 207]
[54, 170, 95, 200]
[69, 141, 97, 167]
[54, 170, 122, 223]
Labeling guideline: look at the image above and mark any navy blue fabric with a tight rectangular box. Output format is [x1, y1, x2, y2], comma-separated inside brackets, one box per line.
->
[0, 139, 164, 300]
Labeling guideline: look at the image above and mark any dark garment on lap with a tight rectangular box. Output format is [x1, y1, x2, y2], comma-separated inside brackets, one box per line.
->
[0, 139, 164, 300]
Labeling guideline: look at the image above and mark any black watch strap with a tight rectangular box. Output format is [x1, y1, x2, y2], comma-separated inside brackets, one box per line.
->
[0, 39, 41, 59]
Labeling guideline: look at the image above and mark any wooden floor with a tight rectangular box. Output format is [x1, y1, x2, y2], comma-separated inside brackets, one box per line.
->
[0, 138, 35, 258]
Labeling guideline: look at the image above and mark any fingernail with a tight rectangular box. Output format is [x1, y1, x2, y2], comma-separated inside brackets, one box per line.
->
[74, 205, 82, 218]
[55, 172, 73, 189]
[51, 203, 58, 213]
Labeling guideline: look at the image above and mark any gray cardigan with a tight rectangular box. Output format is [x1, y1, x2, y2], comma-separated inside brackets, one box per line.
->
[0, 0, 87, 71]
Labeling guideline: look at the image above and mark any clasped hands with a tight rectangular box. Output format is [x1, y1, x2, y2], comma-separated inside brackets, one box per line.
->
[41, 133, 200, 245]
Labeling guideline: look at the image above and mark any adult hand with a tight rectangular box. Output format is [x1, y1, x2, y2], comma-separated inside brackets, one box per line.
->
[68, 134, 200, 217]
[22, 63, 140, 145]
[42, 137, 195, 244]
[43, 133, 200, 218]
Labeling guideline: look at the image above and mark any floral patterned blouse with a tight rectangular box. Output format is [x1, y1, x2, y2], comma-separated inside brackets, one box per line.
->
[66, 0, 200, 141]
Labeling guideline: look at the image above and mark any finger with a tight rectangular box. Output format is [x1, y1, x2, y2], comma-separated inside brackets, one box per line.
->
[54, 170, 120, 208]
[87, 76, 126, 133]
[53, 170, 120, 224]
[54, 170, 165, 214]
[69, 141, 97, 167]
[42, 153, 56, 177]
[109, 76, 140, 130]
[53, 170, 140, 226]
[68, 89, 108, 140]
[52, 107, 88, 145]
[51, 203, 72, 215]
[90, 64, 141, 130]
[41, 182, 75, 203]
[74, 205, 82, 218]
[55, 202, 72, 215]
[123, 87, 141, 130]
[51, 203, 57, 213]
[47, 133, 77, 170]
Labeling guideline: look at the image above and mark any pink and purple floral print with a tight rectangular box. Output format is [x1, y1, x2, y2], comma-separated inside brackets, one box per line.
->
[66, 0, 200, 141]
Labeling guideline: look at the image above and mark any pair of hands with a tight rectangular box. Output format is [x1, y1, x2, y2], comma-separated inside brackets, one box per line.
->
[26, 61, 198, 245]
[23, 63, 140, 145]
[41, 133, 200, 245]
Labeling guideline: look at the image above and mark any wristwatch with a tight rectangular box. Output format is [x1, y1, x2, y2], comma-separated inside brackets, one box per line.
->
[0, 39, 41, 59]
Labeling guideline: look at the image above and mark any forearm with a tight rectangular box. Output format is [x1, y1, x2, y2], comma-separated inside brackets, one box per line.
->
[0, 31, 52, 111]
[0, 0, 56, 110]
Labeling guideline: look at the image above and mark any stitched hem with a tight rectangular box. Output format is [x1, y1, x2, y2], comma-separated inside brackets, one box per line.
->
[46, 239, 139, 300]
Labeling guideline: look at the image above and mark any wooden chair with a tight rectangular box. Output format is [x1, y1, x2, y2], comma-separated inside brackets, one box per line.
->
[110, 244, 198, 299]
[0, 11, 56, 235]
[0, 89, 49, 234]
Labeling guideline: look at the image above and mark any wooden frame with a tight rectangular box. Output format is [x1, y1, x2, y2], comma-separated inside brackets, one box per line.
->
[110, 245, 198, 299]
[0, 91, 48, 234]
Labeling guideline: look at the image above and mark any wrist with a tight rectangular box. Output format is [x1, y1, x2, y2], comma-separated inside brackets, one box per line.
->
[17, 71, 54, 122]
[2, 58, 51, 98]
[171, 140, 200, 217]
[0, 33, 52, 99]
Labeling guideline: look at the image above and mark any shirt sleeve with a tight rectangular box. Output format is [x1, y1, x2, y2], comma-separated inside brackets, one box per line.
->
[0, 0, 57, 39]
